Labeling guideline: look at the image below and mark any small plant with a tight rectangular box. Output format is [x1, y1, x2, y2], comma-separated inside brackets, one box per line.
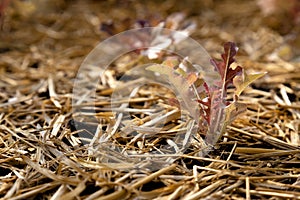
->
[78, 14, 266, 164]
[148, 42, 265, 149]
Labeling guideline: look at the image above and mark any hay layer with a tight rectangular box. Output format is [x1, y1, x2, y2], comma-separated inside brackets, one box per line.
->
[0, 0, 300, 199]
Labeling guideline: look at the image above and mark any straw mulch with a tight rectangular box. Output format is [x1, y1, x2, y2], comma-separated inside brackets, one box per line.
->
[1, 0, 300, 199]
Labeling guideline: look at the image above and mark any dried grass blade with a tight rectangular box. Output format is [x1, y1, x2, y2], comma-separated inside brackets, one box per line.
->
[21, 155, 81, 186]
[183, 179, 227, 200]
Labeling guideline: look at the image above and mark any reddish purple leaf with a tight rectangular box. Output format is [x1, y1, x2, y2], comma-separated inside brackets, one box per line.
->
[211, 42, 242, 87]
[225, 65, 243, 86]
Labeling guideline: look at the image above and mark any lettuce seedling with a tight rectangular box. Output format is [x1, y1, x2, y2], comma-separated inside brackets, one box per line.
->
[148, 42, 265, 149]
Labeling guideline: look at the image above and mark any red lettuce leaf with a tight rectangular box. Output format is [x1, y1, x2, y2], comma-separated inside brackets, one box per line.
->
[210, 42, 243, 89]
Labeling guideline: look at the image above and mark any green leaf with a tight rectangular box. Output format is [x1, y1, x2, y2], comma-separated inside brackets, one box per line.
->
[146, 64, 199, 120]
[233, 71, 266, 96]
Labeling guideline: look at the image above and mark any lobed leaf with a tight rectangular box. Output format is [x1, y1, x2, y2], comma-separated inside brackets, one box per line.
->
[210, 42, 243, 89]
[147, 64, 200, 120]
[233, 71, 267, 96]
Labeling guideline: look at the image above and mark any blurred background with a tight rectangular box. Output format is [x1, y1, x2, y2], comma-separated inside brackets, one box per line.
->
[1, 0, 299, 61]
[0, 0, 299, 101]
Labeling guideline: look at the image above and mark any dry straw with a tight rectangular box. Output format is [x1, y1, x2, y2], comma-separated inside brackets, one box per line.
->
[0, 1, 300, 199]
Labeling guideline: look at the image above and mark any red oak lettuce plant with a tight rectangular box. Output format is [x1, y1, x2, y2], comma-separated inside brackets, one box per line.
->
[148, 42, 265, 149]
